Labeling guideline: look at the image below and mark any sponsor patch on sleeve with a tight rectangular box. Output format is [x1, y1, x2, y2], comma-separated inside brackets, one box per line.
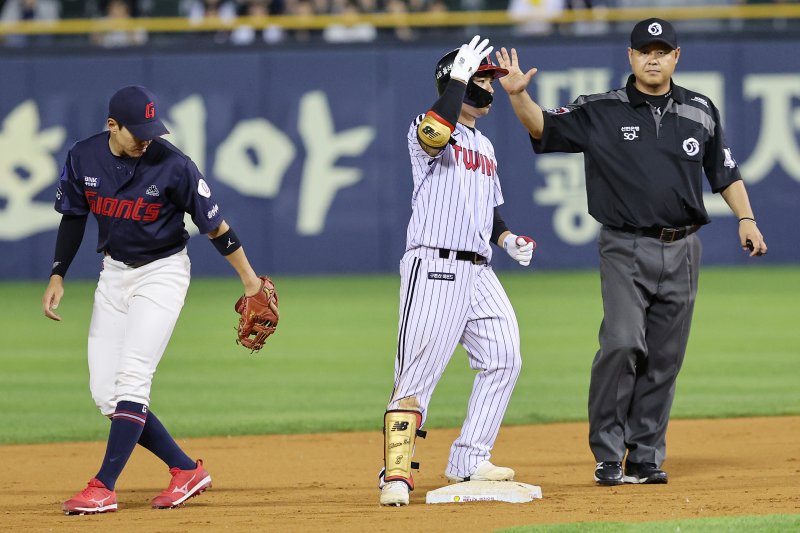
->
[198, 179, 212, 198]
[428, 272, 455, 281]
[546, 106, 572, 115]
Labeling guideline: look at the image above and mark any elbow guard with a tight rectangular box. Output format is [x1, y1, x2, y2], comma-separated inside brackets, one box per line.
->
[417, 111, 454, 150]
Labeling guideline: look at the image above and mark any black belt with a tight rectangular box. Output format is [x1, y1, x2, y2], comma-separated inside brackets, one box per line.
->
[438, 248, 487, 265]
[105, 251, 157, 269]
[614, 224, 700, 243]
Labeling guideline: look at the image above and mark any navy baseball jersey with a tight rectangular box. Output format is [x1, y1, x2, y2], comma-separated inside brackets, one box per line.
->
[55, 132, 224, 264]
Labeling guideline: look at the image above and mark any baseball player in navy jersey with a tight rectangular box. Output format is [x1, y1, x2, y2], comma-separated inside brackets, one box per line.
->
[41, 86, 267, 515]
[379, 36, 537, 506]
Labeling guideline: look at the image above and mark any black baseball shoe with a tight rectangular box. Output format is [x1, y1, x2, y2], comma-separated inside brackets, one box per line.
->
[623, 461, 668, 484]
[594, 461, 623, 486]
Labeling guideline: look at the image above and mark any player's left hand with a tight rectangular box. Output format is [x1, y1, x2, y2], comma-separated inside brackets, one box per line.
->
[738, 219, 767, 257]
[235, 276, 279, 352]
[503, 234, 536, 267]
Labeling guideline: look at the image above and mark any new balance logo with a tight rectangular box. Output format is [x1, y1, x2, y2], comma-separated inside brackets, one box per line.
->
[146, 185, 160, 196]
[391, 421, 409, 432]
[421, 125, 441, 140]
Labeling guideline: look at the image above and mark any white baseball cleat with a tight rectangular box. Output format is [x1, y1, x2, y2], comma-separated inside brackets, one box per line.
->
[445, 460, 516, 483]
[380, 481, 410, 506]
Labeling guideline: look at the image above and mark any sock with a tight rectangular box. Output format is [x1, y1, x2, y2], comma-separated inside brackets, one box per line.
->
[95, 401, 148, 490]
[137, 410, 196, 471]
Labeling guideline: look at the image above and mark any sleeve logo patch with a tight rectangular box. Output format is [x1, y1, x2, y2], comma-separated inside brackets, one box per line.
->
[723, 147, 737, 169]
[546, 107, 571, 115]
[198, 178, 212, 198]
[428, 272, 456, 281]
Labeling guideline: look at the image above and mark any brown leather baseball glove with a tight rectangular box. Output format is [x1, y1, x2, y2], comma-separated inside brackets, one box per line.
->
[235, 276, 279, 352]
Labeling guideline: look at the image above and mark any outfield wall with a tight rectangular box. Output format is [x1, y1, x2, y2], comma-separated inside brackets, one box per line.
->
[1, 38, 798, 280]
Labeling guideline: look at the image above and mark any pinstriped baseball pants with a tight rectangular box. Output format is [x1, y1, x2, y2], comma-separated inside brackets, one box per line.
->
[388, 247, 522, 479]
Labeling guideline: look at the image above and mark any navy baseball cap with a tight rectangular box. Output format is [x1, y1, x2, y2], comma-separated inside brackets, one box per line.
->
[630, 18, 678, 51]
[108, 85, 169, 140]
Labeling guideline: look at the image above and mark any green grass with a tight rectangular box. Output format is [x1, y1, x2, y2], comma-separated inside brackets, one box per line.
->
[1, 266, 798, 444]
[498, 513, 800, 532]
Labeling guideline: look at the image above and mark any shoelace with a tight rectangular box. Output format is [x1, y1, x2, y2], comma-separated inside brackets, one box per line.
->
[79, 481, 108, 497]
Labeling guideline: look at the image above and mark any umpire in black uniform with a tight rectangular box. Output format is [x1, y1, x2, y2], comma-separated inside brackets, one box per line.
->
[495, 18, 768, 485]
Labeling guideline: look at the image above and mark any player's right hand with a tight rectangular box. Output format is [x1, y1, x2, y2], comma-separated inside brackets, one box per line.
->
[450, 35, 493, 84]
[503, 234, 537, 267]
[42, 275, 64, 321]
[495, 47, 538, 95]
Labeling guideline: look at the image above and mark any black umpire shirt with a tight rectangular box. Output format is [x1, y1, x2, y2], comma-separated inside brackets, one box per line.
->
[532, 75, 742, 229]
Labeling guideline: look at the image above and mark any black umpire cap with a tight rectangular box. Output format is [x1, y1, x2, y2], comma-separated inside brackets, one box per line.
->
[108, 85, 169, 140]
[630, 18, 678, 51]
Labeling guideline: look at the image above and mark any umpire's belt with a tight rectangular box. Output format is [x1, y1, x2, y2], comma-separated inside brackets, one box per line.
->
[614, 224, 701, 243]
[438, 248, 487, 265]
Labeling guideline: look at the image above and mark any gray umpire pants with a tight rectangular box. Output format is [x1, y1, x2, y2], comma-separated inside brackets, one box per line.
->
[589, 226, 702, 466]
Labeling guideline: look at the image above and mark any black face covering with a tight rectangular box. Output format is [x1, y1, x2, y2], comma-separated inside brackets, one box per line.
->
[464, 81, 493, 108]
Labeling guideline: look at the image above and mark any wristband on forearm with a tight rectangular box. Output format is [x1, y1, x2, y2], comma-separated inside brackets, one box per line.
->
[210, 227, 242, 256]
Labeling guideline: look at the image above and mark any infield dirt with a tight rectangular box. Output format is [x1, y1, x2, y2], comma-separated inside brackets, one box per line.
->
[2, 416, 798, 532]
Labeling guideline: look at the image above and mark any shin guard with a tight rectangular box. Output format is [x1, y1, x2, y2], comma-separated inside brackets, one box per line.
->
[383, 409, 425, 490]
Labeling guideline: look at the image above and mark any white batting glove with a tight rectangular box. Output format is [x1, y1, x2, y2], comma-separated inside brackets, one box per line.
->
[450, 35, 493, 84]
[503, 234, 536, 267]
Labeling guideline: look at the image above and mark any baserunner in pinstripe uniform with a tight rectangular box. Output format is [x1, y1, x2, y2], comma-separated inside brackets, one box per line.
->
[378, 36, 537, 506]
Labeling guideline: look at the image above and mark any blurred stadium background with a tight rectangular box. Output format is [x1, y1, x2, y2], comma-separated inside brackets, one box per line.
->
[1, 4, 799, 529]
[2, 1, 799, 281]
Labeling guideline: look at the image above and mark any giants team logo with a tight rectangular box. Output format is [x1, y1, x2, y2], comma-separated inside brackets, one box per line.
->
[452, 145, 496, 176]
[648, 22, 663, 35]
[145, 102, 155, 119]
[682, 137, 700, 156]
[85, 190, 162, 222]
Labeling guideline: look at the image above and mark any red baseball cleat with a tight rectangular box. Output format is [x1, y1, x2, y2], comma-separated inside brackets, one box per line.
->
[151, 459, 212, 509]
[63, 478, 118, 515]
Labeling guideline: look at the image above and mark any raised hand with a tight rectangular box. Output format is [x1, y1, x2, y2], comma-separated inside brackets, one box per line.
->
[450, 35, 493, 84]
[495, 47, 538, 95]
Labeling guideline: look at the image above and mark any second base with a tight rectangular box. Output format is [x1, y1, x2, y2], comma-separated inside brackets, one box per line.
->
[425, 481, 543, 504]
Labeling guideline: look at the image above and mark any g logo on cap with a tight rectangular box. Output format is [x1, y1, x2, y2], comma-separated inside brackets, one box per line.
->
[648, 22, 663, 35]
[145, 102, 155, 119]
